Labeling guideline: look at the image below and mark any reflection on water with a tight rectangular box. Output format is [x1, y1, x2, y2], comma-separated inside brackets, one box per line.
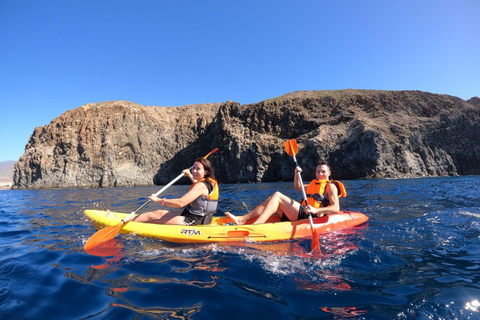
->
[1, 176, 480, 319]
[111, 301, 202, 320]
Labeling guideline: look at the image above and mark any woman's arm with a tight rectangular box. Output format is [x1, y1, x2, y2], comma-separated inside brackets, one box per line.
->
[149, 182, 208, 208]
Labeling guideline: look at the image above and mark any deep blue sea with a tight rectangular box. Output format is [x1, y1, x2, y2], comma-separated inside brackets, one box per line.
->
[1, 176, 479, 319]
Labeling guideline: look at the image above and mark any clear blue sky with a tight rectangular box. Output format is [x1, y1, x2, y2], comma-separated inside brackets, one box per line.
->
[1, 0, 479, 162]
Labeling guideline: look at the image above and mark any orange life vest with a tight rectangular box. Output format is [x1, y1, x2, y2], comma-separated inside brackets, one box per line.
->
[301, 179, 347, 208]
[188, 178, 219, 216]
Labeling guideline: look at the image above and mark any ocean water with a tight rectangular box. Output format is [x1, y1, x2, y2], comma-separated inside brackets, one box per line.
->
[1, 176, 479, 319]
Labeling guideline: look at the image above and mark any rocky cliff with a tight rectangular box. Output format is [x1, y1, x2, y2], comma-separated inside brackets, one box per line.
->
[13, 90, 480, 189]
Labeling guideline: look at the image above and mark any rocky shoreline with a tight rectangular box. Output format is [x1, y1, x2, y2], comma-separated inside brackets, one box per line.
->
[12, 90, 480, 189]
[0, 161, 14, 190]
[0, 183, 13, 190]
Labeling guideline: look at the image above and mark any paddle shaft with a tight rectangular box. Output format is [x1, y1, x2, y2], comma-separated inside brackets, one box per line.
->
[292, 154, 321, 254]
[291, 155, 316, 221]
[121, 167, 193, 223]
[285, 139, 320, 253]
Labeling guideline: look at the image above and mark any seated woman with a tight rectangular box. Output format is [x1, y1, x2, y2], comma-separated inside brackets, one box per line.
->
[132, 158, 219, 225]
[225, 163, 345, 225]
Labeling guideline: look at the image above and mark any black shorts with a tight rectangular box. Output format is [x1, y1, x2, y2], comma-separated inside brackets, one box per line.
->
[181, 208, 212, 225]
[280, 205, 309, 222]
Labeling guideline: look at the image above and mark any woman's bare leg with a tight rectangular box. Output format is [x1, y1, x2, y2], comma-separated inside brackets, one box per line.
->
[131, 209, 185, 225]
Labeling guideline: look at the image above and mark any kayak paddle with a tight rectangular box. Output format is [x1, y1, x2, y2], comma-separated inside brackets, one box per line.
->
[84, 148, 218, 251]
[284, 139, 321, 254]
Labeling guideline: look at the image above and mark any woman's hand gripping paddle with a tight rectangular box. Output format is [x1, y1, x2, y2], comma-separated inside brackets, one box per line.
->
[284, 139, 321, 254]
[84, 148, 218, 251]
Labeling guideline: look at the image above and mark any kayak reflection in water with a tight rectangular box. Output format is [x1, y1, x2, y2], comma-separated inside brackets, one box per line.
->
[225, 163, 345, 225]
[132, 158, 219, 225]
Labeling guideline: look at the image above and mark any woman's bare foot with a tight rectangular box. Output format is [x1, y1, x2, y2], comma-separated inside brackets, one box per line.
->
[225, 212, 243, 225]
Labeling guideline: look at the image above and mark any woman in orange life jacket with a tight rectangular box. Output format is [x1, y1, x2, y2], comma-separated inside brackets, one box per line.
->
[132, 158, 219, 226]
[225, 163, 344, 225]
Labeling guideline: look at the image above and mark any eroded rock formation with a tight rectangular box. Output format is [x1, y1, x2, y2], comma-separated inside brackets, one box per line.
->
[13, 90, 480, 189]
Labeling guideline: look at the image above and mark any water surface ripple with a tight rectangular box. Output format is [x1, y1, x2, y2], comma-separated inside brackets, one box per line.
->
[0, 176, 479, 319]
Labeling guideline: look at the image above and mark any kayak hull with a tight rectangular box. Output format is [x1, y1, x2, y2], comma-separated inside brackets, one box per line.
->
[85, 209, 368, 244]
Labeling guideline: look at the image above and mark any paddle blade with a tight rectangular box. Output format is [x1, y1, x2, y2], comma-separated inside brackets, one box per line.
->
[311, 228, 322, 254]
[203, 148, 218, 159]
[284, 139, 298, 157]
[84, 222, 123, 251]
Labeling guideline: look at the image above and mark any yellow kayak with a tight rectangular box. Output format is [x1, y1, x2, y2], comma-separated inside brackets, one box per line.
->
[84, 209, 368, 244]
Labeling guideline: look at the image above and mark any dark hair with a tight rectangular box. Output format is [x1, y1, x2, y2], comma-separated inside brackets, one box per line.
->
[195, 157, 216, 180]
[317, 162, 331, 171]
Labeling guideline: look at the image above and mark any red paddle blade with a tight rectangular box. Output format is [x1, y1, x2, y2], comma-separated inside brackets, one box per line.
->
[284, 139, 298, 157]
[84, 222, 123, 251]
[311, 229, 322, 254]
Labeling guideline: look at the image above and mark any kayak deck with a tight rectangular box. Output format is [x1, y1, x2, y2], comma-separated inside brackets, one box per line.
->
[85, 209, 369, 244]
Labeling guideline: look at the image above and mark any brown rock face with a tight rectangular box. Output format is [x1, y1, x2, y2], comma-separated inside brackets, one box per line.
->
[12, 90, 480, 189]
